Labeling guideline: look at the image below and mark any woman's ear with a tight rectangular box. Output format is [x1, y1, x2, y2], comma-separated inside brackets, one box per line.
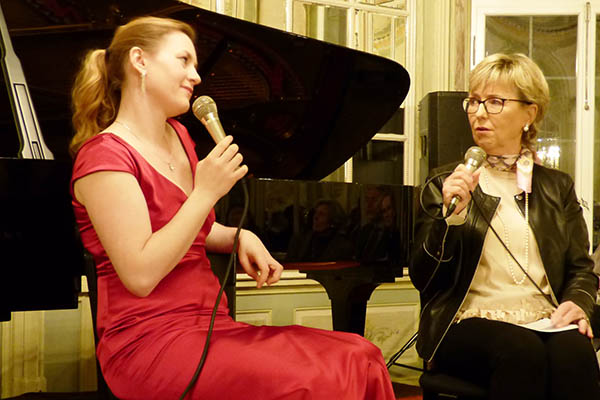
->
[128, 46, 147, 76]
[526, 103, 539, 125]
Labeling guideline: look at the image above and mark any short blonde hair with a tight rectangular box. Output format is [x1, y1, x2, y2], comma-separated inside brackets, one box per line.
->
[469, 53, 550, 152]
[70, 17, 196, 156]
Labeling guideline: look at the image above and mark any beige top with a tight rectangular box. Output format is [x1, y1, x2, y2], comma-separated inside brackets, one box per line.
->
[455, 166, 555, 325]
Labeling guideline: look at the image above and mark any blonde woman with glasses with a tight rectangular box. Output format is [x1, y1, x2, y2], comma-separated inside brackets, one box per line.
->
[410, 53, 600, 399]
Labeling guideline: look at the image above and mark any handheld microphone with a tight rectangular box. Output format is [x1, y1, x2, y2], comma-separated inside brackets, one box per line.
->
[192, 95, 226, 143]
[446, 146, 487, 217]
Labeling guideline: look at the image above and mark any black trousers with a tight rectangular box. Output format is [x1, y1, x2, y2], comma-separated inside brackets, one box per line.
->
[435, 318, 600, 400]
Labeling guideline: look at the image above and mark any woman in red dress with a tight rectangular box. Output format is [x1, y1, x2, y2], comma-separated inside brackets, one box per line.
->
[70, 16, 395, 400]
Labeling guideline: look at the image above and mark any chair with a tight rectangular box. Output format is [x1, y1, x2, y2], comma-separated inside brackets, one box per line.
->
[207, 253, 237, 319]
[82, 252, 120, 400]
[419, 368, 487, 400]
[391, 302, 600, 400]
[387, 332, 488, 400]
[5, 253, 237, 400]
[83, 252, 236, 398]
[418, 306, 600, 400]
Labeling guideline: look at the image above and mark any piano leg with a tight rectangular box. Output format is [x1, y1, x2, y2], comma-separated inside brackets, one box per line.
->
[303, 267, 393, 336]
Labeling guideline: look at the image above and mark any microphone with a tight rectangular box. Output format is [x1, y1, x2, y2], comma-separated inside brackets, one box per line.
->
[446, 146, 487, 217]
[192, 95, 226, 143]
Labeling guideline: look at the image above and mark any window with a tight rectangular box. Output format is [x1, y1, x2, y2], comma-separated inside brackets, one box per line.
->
[471, 0, 600, 248]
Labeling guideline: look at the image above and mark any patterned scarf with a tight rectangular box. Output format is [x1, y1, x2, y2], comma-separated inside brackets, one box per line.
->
[486, 147, 534, 193]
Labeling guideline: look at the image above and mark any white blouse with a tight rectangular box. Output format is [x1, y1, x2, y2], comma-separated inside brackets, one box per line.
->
[455, 165, 555, 325]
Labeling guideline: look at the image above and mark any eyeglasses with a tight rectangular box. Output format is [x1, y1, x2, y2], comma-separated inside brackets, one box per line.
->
[462, 97, 532, 114]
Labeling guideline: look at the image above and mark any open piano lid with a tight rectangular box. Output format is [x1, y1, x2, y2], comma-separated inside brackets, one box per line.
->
[178, 6, 411, 180]
[0, 0, 410, 180]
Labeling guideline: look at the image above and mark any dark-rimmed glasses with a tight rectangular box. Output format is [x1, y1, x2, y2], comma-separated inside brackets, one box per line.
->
[462, 97, 532, 114]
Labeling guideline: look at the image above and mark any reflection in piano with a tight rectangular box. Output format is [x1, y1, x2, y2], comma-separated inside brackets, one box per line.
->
[0, 0, 414, 333]
[216, 179, 415, 269]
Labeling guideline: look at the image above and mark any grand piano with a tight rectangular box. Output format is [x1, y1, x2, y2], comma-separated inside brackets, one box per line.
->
[0, 0, 415, 335]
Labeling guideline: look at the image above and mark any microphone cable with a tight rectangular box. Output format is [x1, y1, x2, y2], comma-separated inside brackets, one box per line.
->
[417, 171, 453, 294]
[418, 171, 556, 307]
[419, 171, 455, 222]
[179, 178, 249, 400]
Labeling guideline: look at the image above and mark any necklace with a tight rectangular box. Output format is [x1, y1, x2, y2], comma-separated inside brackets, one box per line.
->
[114, 120, 176, 171]
[482, 167, 530, 285]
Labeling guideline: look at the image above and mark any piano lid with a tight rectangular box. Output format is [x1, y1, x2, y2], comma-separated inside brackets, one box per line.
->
[0, 0, 410, 180]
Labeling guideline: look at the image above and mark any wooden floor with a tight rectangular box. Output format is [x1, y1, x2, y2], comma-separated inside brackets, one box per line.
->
[392, 382, 422, 400]
[390, 365, 422, 400]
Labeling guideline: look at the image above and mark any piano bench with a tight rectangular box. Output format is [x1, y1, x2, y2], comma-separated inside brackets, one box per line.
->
[420, 371, 488, 400]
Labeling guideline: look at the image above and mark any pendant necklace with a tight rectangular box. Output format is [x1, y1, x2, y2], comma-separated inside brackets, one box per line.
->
[114, 120, 176, 171]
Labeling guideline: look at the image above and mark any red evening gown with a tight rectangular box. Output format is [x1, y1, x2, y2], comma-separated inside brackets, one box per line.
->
[71, 119, 396, 400]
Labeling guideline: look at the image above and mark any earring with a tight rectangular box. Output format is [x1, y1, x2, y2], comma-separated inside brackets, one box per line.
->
[140, 70, 146, 93]
[523, 124, 529, 133]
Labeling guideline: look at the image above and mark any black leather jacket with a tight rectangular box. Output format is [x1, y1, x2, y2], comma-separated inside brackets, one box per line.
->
[410, 162, 599, 362]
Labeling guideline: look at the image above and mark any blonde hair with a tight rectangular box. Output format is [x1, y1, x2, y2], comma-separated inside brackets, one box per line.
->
[469, 53, 550, 152]
[70, 16, 196, 156]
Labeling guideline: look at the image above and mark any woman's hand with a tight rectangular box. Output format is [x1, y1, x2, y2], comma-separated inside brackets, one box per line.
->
[193, 136, 248, 204]
[551, 300, 593, 338]
[237, 230, 283, 288]
[442, 164, 482, 215]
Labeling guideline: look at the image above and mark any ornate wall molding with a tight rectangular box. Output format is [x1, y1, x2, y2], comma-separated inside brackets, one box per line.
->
[1, 312, 47, 397]
[452, 0, 471, 90]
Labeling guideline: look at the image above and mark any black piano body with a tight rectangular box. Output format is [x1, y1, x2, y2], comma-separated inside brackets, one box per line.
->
[0, 0, 414, 331]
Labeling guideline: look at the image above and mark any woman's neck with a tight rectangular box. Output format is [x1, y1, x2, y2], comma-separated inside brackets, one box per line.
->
[117, 90, 169, 144]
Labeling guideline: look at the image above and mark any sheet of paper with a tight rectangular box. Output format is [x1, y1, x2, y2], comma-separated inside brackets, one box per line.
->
[517, 318, 578, 333]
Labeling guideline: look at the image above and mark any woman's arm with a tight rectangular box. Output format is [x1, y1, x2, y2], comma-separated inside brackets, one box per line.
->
[409, 164, 478, 293]
[206, 222, 283, 288]
[552, 178, 599, 332]
[74, 136, 247, 297]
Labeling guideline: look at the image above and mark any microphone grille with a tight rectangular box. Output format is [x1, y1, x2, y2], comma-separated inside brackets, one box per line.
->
[192, 95, 218, 120]
[464, 146, 487, 168]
